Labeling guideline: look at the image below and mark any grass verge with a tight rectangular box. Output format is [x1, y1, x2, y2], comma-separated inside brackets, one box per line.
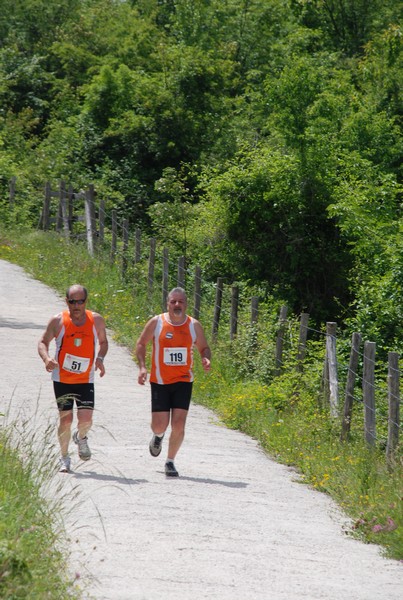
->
[192, 361, 402, 560]
[0, 418, 81, 599]
[0, 227, 402, 562]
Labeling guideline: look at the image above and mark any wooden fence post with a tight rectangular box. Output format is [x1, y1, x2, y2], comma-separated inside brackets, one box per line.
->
[148, 238, 156, 295]
[111, 210, 117, 263]
[84, 185, 97, 256]
[297, 312, 309, 372]
[67, 184, 74, 233]
[162, 248, 169, 310]
[230, 285, 239, 340]
[325, 322, 339, 417]
[55, 184, 60, 231]
[275, 305, 288, 376]
[250, 296, 259, 351]
[135, 228, 141, 263]
[122, 219, 129, 278]
[363, 341, 376, 446]
[340, 332, 362, 441]
[193, 265, 201, 320]
[56, 180, 63, 232]
[212, 277, 223, 341]
[98, 198, 105, 244]
[386, 351, 400, 464]
[177, 256, 185, 288]
[58, 180, 70, 238]
[251, 296, 258, 325]
[321, 356, 329, 409]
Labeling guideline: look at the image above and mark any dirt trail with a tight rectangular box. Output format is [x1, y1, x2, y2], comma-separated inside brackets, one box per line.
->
[0, 258, 401, 600]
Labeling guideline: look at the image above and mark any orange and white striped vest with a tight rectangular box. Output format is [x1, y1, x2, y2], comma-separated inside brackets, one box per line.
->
[52, 310, 97, 384]
[150, 313, 196, 385]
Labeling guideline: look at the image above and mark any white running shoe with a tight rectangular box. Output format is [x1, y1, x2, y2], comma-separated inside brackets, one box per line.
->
[73, 430, 91, 461]
[149, 434, 164, 457]
[59, 456, 71, 473]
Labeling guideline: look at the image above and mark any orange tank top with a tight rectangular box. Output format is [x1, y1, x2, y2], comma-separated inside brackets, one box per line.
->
[150, 313, 197, 384]
[52, 310, 97, 384]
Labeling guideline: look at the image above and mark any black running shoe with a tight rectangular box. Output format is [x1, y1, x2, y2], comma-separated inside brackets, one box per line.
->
[165, 461, 179, 477]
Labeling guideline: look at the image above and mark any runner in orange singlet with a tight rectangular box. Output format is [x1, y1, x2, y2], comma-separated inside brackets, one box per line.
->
[38, 284, 108, 472]
[136, 287, 211, 477]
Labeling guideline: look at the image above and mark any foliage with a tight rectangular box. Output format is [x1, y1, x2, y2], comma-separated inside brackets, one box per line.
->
[1, 227, 401, 563]
[328, 158, 403, 354]
[0, 0, 402, 375]
[0, 0, 401, 584]
[192, 345, 402, 560]
[194, 143, 353, 322]
[290, 0, 399, 56]
[0, 423, 81, 599]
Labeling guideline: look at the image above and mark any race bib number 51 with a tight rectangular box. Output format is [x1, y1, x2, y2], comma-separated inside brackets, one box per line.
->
[62, 353, 90, 373]
[163, 347, 187, 366]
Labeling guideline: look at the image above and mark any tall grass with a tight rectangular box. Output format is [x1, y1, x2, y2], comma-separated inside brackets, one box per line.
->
[0, 227, 401, 561]
[0, 413, 82, 598]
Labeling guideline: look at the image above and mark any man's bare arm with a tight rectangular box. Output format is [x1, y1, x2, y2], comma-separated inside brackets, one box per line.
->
[94, 313, 108, 377]
[194, 320, 211, 372]
[38, 314, 61, 371]
[136, 316, 158, 384]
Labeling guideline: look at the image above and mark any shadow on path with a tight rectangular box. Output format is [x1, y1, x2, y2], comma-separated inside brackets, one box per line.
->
[71, 470, 148, 486]
[0, 318, 45, 330]
[172, 475, 248, 488]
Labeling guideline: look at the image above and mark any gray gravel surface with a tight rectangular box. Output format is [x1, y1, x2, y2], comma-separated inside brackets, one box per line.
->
[0, 259, 402, 600]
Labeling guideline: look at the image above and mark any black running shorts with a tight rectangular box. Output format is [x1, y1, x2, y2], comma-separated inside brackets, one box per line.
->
[150, 381, 193, 412]
[53, 382, 95, 411]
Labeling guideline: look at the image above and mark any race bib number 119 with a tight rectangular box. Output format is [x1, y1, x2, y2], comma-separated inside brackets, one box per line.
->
[163, 347, 187, 366]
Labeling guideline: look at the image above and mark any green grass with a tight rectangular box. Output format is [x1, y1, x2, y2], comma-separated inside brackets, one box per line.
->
[0, 418, 81, 599]
[0, 226, 402, 564]
[193, 360, 402, 559]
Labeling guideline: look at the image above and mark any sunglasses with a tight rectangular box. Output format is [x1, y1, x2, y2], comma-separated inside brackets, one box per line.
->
[67, 299, 86, 305]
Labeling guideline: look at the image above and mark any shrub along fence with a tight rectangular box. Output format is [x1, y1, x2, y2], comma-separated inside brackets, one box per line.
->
[5, 178, 401, 464]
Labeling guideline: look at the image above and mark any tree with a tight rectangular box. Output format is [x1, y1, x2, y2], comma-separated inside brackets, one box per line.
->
[0, 0, 81, 52]
[291, 0, 398, 56]
[195, 144, 352, 321]
[328, 157, 403, 350]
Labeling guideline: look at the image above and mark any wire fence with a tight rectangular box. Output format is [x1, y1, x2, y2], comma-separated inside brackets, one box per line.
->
[5, 179, 401, 464]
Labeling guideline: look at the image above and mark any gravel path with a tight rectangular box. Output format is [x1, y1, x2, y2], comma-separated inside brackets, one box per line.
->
[0, 258, 401, 600]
